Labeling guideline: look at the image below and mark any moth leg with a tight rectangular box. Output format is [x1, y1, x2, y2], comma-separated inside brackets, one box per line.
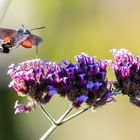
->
[16, 44, 20, 48]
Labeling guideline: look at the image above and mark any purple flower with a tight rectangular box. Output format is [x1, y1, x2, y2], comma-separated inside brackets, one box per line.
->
[14, 100, 33, 114]
[111, 49, 140, 107]
[72, 95, 88, 107]
[8, 59, 59, 108]
[8, 53, 115, 113]
[57, 53, 114, 108]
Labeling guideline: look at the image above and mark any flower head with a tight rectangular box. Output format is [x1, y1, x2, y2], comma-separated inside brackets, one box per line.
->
[57, 53, 114, 108]
[8, 53, 114, 113]
[8, 59, 58, 111]
[111, 49, 140, 107]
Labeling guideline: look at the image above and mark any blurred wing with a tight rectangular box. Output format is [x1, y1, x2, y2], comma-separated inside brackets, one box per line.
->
[20, 34, 43, 48]
[0, 28, 16, 39]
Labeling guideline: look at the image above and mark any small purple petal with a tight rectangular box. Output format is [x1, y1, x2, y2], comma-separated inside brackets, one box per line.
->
[86, 81, 94, 89]
[86, 81, 102, 89]
[73, 95, 88, 107]
[14, 100, 29, 114]
[48, 85, 57, 95]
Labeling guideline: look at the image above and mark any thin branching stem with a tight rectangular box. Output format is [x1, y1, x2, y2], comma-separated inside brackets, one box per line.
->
[40, 105, 91, 140]
[39, 106, 73, 140]
[40, 124, 57, 140]
[39, 104, 56, 124]
[61, 106, 91, 124]
[56, 106, 73, 124]
[39, 90, 121, 140]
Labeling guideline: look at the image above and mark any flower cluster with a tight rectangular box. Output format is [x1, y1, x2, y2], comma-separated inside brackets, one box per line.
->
[8, 59, 58, 113]
[57, 53, 114, 108]
[8, 53, 115, 113]
[111, 49, 140, 107]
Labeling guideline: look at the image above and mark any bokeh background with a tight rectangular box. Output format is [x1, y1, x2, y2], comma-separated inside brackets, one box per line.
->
[0, 0, 140, 140]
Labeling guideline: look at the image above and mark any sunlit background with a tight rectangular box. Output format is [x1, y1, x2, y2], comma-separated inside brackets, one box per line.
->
[0, 0, 140, 140]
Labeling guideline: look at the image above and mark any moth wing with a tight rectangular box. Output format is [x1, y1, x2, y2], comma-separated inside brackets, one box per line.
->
[20, 34, 43, 48]
[0, 28, 16, 39]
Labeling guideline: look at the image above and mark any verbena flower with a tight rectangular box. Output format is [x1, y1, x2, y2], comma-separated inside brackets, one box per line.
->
[8, 59, 58, 113]
[58, 53, 114, 108]
[111, 48, 140, 107]
[8, 53, 114, 113]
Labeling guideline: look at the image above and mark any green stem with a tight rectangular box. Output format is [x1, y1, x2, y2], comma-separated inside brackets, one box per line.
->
[39, 104, 56, 124]
[39, 106, 91, 140]
[39, 90, 121, 140]
[61, 106, 91, 124]
[39, 124, 57, 140]
[56, 106, 73, 124]
[39, 106, 73, 140]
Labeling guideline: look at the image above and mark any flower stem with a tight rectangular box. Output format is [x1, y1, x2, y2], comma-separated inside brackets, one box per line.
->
[39, 106, 73, 140]
[39, 104, 56, 124]
[40, 124, 57, 140]
[40, 106, 91, 140]
[56, 106, 73, 124]
[61, 106, 91, 124]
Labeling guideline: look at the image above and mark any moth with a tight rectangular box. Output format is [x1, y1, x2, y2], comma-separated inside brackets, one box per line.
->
[0, 25, 44, 53]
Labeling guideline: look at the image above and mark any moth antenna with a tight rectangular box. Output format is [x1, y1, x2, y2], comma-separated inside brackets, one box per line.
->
[30, 26, 45, 31]
[21, 24, 25, 29]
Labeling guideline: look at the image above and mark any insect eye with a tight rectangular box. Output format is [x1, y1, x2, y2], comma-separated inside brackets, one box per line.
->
[17, 29, 24, 34]
[24, 29, 31, 34]
[17, 29, 31, 34]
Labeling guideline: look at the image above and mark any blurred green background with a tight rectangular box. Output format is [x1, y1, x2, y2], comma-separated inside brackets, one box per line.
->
[1, 0, 140, 140]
